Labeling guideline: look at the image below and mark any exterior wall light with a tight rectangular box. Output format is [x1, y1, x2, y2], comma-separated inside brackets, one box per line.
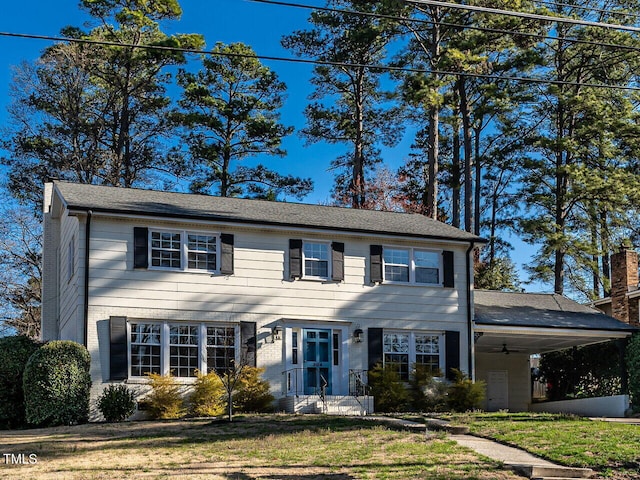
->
[353, 328, 364, 343]
[271, 325, 282, 343]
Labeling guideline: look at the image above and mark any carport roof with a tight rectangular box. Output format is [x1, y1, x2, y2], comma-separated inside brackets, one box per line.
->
[474, 290, 636, 332]
[473, 290, 636, 355]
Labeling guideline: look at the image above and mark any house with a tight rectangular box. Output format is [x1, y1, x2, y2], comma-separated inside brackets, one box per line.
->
[41, 181, 636, 417]
[42, 181, 483, 416]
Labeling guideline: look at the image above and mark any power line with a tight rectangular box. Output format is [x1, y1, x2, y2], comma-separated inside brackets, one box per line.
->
[251, 0, 640, 54]
[532, 0, 640, 21]
[408, 0, 640, 33]
[0, 31, 638, 91]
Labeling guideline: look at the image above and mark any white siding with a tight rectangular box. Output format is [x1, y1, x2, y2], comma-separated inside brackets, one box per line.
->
[76, 216, 471, 417]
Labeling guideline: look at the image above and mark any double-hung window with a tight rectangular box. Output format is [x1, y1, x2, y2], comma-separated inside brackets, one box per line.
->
[150, 229, 218, 273]
[129, 322, 237, 378]
[383, 331, 444, 380]
[383, 247, 441, 285]
[303, 241, 330, 280]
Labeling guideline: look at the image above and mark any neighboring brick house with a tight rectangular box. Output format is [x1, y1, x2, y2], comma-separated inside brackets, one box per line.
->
[42, 181, 483, 417]
[592, 247, 640, 326]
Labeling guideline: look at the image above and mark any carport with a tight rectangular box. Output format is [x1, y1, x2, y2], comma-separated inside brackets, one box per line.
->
[472, 290, 636, 412]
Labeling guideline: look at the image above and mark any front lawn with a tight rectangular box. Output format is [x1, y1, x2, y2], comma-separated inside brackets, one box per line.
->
[446, 412, 640, 479]
[0, 415, 521, 480]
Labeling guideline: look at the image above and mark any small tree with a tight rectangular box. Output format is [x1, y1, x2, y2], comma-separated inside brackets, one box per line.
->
[23, 340, 91, 426]
[0, 335, 40, 428]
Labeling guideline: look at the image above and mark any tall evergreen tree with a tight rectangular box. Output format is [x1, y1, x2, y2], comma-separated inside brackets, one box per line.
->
[1, 0, 204, 206]
[172, 42, 312, 199]
[282, 0, 405, 208]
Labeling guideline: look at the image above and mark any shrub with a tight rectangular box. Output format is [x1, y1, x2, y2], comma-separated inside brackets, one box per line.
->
[189, 371, 225, 417]
[97, 384, 136, 422]
[0, 335, 40, 429]
[235, 367, 275, 413]
[145, 373, 186, 419]
[23, 340, 91, 426]
[409, 365, 448, 412]
[368, 363, 409, 412]
[626, 333, 640, 412]
[446, 369, 486, 412]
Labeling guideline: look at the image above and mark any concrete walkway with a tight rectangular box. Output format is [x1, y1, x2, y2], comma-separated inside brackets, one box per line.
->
[450, 433, 558, 468]
[367, 416, 595, 479]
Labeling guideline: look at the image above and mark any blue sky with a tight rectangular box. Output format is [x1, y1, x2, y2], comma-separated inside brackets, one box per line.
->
[0, 0, 542, 291]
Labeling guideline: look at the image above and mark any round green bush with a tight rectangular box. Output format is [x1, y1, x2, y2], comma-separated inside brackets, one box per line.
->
[0, 335, 40, 429]
[97, 384, 136, 422]
[23, 340, 92, 426]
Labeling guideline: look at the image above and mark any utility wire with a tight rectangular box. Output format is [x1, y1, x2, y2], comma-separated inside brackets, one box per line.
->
[251, 0, 640, 53]
[407, 0, 640, 33]
[531, 0, 640, 21]
[1, 30, 639, 91]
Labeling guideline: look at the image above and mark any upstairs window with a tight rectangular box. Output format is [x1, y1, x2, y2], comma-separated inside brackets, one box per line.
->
[149, 229, 218, 273]
[383, 247, 441, 285]
[303, 242, 330, 279]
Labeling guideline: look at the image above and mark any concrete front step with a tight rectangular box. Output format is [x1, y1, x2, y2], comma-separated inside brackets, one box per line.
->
[280, 395, 374, 415]
[512, 464, 594, 479]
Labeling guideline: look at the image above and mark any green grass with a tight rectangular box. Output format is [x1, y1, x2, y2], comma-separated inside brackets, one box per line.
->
[445, 412, 640, 478]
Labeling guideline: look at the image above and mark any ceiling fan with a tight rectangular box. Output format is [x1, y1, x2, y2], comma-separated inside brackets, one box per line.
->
[489, 343, 522, 355]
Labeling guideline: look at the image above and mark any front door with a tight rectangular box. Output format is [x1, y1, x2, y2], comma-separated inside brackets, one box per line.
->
[303, 329, 332, 395]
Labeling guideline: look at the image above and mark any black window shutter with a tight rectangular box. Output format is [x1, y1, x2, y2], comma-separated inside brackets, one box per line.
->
[289, 239, 303, 279]
[442, 250, 455, 288]
[133, 227, 148, 268]
[370, 245, 383, 283]
[368, 327, 383, 370]
[110, 316, 128, 380]
[445, 330, 461, 381]
[331, 242, 345, 282]
[220, 233, 234, 275]
[240, 321, 257, 367]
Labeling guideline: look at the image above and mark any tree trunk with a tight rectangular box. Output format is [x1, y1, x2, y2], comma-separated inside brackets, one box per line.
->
[458, 76, 473, 233]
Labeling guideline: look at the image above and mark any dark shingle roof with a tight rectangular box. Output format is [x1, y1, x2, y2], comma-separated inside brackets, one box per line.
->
[474, 290, 637, 332]
[53, 181, 484, 242]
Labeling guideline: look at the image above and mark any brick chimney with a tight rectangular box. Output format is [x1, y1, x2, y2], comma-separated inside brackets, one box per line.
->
[610, 246, 639, 325]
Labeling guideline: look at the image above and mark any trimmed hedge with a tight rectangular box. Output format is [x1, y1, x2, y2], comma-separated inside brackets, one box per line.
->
[626, 333, 640, 412]
[0, 335, 40, 429]
[23, 340, 92, 426]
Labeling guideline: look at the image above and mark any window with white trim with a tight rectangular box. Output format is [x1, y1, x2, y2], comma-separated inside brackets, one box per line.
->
[130, 323, 162, 377]
[383, 331, 444, 380]
[129, 321, 237, 378]
[303, 241, 330, 279]
[206, 326, 236, 375]
[383, 247, 441, 285]
[150, 229, 218, 272]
